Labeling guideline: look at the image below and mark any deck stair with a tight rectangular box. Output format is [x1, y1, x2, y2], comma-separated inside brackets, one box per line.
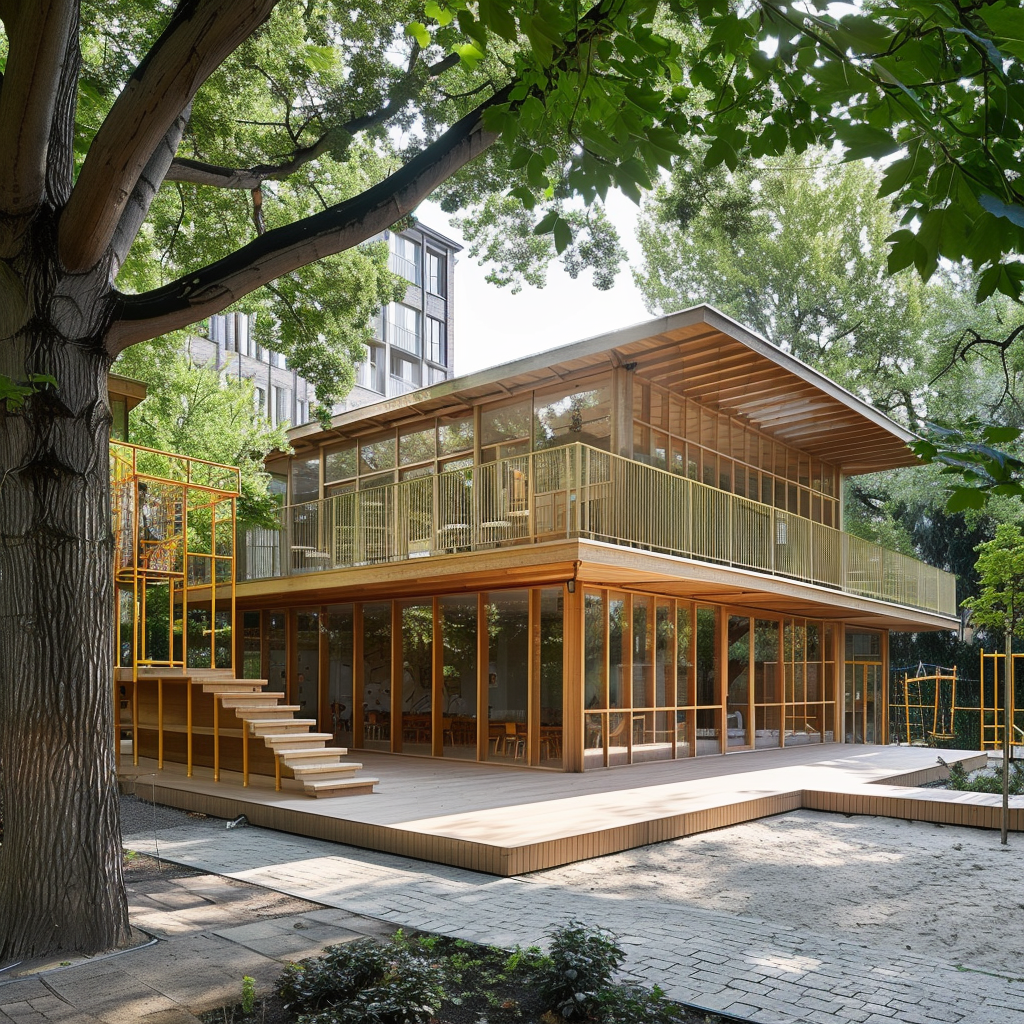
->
[204, 677, 377, 797]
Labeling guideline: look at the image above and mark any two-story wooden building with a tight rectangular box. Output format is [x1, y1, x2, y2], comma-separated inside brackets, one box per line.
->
[224, 306, 956, 775]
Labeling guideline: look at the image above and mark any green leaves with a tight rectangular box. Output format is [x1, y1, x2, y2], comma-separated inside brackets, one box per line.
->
[910, 423, 1024, 514]
[0, 373, 58, 411]
[533, 211, 572, 254]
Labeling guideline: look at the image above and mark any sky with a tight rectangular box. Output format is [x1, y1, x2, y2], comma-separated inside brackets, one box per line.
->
[418, 189, 654, 375]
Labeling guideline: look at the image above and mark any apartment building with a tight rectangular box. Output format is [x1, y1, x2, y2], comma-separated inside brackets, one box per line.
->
[189, 223, 460, 427]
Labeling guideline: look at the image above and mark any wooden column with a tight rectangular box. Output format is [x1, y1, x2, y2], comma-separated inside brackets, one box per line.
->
[352, 603, 365, 749]
[318, 604, 330, 735]
[717, 607, 728, 754]
[286, 610, 297, 706]
[391, 601, 403, 753]
[529, 589, 541, 765]
[562, 583, 585, 772]
[880, 627, 890, 745]
[477, 592, 489, 761]
[432, 597, 444, 757]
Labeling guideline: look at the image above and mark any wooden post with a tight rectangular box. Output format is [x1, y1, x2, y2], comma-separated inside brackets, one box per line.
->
[529, 589, 541, 765]
[353, 603, 364, 750]
[563, 582, 585, 772]
[432, 597, 444, 758]
[319, 604, 330, 735]
[157, 678, 164, 769]
[391, 601, 403, 753]
[186, 680, 193, 777]
[477, 592, 489, 762]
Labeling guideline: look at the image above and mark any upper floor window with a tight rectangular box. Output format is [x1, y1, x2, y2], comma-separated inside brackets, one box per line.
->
[273, 385, 290, 426]
[388, 303, 421, 356]
[390, 234, 421, 284]
[426, 317, 446, 365]
[356, 343, 385, 394]
[427, 251, 445, 295]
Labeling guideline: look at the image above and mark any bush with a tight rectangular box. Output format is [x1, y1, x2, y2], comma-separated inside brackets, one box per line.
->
[944, 758, 1024, 795]
[541, 922, 626, 1021]
[276, 938, 444, 1024]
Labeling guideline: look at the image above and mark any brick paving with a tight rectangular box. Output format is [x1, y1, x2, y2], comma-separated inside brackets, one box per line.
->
[119, 814, 1024, 1024]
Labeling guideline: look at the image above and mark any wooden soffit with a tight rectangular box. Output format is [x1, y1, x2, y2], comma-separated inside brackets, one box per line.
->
[288, 306, 918, 474]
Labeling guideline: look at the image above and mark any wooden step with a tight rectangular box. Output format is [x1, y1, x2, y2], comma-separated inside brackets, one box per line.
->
[234, 705, 300, 720]
[275, 746, 350, 760]
[302, 776, 378, 797]
[261, 732, 334, 749]
[203, 681, 267, 694]
[248, 718, 317, 736]
[216, 692, 281, 707]
[289, 762, 363, 778]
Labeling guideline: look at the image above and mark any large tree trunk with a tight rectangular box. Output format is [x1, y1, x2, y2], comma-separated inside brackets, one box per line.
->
[0, 213, 130, 958]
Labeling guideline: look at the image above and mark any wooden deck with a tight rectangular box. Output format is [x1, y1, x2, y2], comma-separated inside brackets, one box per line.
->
[119, 745, 1013, 876]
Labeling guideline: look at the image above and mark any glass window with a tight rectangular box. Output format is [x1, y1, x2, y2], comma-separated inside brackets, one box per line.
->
[487, 590, 530, 764]
[360, 435, 396, 474]
[534, 385, 612, 451]
[440, 595, 477, 760]
[655, 601, 674, 708]
[438, 413, 474, 455]
[584, 590, 607, 711]
[390, 235, 421, 283]
[727, 615, 750, 748]
[400, 600, 433, 754]
[391, 351, 420, 387]
[361, 602, 392, 751]
[426, 317, 446, 364]
[273, 385, 290, 426]
[540, 588, 564, 767]
[608, 593, 627, 711]
[389, 303, 421, 354]
[427, 251, 445, 295]
[290, 456, 319, 503]
[266, 610, 287, 696]
[399, 424, 436, 466]
[482, 398, 532, 446]
[327, 605, 354, 748]
[695, 606, 719, 755]
[325, 442, 357, 482]
[632, 595, 654, 709]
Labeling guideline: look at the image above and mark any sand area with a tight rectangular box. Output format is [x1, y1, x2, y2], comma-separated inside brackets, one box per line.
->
[539, 808, 1024, 976]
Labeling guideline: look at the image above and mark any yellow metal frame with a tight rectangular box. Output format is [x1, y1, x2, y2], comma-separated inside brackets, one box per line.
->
[891, 667, 957, 745]
[110, 441, 241, 767]
[979, 650, 1024, 751]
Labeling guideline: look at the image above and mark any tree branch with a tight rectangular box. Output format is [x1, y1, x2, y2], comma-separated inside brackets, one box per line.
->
[163, 53, 462, 191]
[109, 105, 193, 281]
[104, 87, 511, 354]
[0, 0, 78, 220]
[58, 0, 281, 274]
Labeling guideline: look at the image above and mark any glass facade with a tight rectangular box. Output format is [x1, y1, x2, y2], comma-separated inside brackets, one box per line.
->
[581, 592, 839, 766]
[242, 589, 877, 772]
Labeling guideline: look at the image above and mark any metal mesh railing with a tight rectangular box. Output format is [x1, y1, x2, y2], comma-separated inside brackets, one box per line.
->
[238, 442, 957, 616]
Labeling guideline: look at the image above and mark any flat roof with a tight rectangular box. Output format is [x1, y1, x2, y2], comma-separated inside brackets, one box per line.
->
[289, 306, 919, 474]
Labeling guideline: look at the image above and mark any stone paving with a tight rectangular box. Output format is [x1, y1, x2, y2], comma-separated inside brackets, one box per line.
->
[0, 848, 393, 1024]
[120, 814, 1024, 1024]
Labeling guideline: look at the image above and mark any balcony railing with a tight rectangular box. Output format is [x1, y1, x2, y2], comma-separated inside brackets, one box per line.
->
[389, 251, 420, 284]
[238, 443, 957, 617]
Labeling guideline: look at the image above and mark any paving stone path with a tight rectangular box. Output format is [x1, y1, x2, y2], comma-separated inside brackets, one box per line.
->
[122, 815, 1024, 1024]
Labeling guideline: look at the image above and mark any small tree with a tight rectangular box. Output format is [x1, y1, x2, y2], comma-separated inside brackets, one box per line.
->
[964, 523, 1024, 844]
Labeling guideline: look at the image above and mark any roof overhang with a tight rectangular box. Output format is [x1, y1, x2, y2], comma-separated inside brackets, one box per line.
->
[289, 306, 918, 475]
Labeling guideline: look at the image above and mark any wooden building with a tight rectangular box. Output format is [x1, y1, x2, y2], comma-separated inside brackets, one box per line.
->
[220, 306, 956, 776]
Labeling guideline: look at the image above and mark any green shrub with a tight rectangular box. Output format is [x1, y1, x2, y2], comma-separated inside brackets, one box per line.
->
[944, 758, 1024, 795]
[276, 938, 444, 1024]
[541, 921, 626, 1021]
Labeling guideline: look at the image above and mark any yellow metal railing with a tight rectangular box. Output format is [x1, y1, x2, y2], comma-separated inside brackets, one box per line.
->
[238, 442, 957, 616]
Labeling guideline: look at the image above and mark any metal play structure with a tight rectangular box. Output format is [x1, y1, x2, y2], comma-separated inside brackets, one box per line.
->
[890, 664, 957, 745]
[110, 441, 240, 759]
[979, 651, 1024, 753]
